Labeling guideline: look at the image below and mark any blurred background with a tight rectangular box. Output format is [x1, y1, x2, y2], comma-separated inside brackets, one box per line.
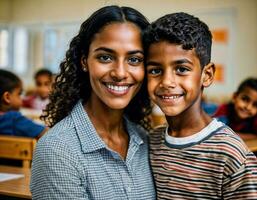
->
[0, 0, 256, 102]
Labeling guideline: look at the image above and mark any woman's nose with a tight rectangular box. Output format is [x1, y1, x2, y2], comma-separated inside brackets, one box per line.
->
[110, 61, 128, 81]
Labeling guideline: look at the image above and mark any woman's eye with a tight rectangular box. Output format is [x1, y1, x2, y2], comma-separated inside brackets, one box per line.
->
[97, 55, 112, 63]
[128, 56, 143, 65]
[147, 68, 162, 75]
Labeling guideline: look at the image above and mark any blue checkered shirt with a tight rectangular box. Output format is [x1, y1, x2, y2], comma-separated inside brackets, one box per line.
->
[30, 101, 156, 199]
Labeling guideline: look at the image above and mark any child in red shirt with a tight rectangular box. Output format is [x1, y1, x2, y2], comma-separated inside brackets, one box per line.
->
[214, 78, 257, 139]
[23, 68, 53, 110]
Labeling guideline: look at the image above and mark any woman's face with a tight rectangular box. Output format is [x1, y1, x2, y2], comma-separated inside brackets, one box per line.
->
[83, 22, 145, 110]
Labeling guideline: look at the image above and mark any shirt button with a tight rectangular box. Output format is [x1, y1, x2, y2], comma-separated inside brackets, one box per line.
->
[127, 186, 131, 192]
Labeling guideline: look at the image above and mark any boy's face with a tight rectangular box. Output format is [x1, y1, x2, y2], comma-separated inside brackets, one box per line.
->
[146, 41, 214, 117]
[35, 74, 52, 99]
[233, 87, 257, 120]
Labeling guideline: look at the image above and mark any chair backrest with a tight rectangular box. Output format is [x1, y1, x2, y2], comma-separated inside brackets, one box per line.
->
[0, 135, 37, 168]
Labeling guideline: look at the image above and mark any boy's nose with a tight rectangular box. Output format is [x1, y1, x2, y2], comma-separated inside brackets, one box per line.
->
[160, 71, 177, 88]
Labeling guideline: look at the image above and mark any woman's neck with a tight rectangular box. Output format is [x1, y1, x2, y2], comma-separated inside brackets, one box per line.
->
[84, 99, 129, 159]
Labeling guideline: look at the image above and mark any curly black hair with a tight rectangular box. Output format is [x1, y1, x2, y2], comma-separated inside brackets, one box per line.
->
[42, 5, 152, 130]
[143, 12, 212, 68]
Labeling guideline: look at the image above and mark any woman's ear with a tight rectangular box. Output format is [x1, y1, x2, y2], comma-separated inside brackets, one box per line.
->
[202, 62, 215, 88]
[81, 56, 88, 72]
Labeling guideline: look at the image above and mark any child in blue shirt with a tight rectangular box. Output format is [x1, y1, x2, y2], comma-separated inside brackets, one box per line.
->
[0, 69, 47, 139]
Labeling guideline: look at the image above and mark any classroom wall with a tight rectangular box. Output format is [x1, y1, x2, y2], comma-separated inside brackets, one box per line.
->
[0, 0, 11, 22]
[0, 0, 256, 101]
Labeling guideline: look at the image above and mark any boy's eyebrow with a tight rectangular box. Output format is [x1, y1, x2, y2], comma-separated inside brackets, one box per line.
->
[174, 59, 193, 65]
[146, 59, 193, 67]
[146, 61, 161, 67]
[94, 47, 144, 55]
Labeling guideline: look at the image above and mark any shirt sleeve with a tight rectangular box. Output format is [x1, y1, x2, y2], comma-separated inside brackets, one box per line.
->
[13, 112, 45, 138]
[222, 152, 257, 199]
[30, 136, 89, 200]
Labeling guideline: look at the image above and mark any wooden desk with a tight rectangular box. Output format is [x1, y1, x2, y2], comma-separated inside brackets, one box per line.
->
[244, 138, 257, 152]
[0, 165, 31, 199]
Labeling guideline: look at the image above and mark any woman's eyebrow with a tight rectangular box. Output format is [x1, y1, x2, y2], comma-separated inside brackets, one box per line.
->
[94, 47, 143, 55]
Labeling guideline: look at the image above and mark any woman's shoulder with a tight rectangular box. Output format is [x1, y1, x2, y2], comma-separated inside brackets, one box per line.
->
[38, 115, 76, 147]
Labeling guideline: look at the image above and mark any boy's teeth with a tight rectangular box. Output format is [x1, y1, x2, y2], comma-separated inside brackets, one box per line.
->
[162, 95, 180, 99]
[106, 84, 129, 91]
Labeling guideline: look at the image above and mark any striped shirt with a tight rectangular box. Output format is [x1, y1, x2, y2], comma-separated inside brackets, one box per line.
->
[30, 100, 156, 200]
[150, 119, 257, 199]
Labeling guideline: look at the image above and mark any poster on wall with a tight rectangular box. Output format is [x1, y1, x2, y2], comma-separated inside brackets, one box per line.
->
[195, 8, 236, 97]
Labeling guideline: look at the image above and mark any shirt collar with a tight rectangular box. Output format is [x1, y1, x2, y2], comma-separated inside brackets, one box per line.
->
[71, 100, 145, 153]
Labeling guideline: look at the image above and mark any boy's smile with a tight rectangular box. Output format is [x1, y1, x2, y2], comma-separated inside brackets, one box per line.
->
[146, 41, 212, 118]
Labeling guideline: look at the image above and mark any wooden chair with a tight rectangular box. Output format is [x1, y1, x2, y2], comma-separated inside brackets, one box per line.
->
[0, 135, 37, 168]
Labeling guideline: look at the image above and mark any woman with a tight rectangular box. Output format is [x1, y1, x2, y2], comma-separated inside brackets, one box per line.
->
[30, 5, 155, 199]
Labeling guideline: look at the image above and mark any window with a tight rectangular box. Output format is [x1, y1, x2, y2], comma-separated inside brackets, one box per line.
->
[0, 29, 9, 68]
[13, 27, 28, 74]
[44, 23, 79, 73]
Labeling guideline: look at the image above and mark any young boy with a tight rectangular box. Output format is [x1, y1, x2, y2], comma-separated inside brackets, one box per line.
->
[0, 69, 47, 139]
[144, 12, 257, 199]
[23, 68, 53, 110]
[214, 77, 257, 140]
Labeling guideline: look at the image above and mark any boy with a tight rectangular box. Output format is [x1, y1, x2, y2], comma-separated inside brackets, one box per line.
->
[144, 12, 257, 199]
[0, 69, 47, 139]
[214, 77, 257, 140]
[23, 68, 53, 110]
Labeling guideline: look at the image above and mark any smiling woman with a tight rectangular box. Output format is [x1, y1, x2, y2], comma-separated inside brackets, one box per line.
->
[30, 5, 156, 200]
[82, 22, 145, 111]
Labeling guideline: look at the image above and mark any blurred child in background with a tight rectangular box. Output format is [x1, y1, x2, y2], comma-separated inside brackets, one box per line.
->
[214, 77, 257, 140]
[0, 69, 47, 138]
[23, 68, 53, 110]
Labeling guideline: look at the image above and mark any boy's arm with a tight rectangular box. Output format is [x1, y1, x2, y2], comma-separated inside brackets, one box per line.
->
[222, 152, 257, 199]
[14, 111, 46, 138]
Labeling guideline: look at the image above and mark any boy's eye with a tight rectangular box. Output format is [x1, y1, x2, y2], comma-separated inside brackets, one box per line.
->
[147, 68, 162, 75]
[97, 54, 112, 63]
[241, 95, 250, 103]
[128, 56, 143, 66]
[176, 66, 190, 74]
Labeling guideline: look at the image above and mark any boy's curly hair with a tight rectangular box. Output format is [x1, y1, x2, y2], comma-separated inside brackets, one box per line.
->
[42, 5, 152, 130]
[143, 12, 212, 68]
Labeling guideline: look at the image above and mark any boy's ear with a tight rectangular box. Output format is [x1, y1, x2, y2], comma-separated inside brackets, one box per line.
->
[2, 91, 11, 104]
[232, 92, 238, 103]
[81, 56, 88, 72]
[202, 62, 215, 88]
